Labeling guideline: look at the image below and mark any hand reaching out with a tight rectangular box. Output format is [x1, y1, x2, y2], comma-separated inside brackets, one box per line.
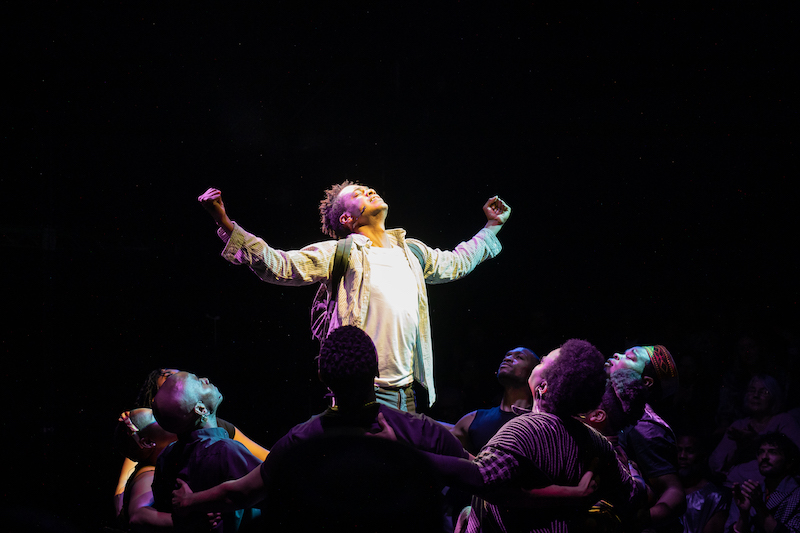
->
[172, 478, 194, 516]
[366, 412, 397, 441]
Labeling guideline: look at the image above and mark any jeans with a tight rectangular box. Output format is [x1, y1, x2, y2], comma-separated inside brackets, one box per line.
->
[375, 384, 416, 413]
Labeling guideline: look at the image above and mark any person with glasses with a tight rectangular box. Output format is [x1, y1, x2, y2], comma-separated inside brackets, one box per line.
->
[711, 375, 800, 487]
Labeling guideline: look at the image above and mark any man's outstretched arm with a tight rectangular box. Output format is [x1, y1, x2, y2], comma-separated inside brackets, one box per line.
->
[172, 465, 266, 516]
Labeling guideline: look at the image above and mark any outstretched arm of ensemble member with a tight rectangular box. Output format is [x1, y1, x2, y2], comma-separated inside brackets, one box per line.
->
[171, 464, 266, 516]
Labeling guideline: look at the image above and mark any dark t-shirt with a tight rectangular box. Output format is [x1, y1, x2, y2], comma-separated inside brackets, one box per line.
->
[619, 404, 678, 480]
[217, 417, 236, 439]
[261, 403, 467, 483]
[153, 427, 262, 532]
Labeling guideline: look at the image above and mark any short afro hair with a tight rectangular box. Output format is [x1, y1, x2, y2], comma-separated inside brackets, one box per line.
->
[318, 326, 378, 392]
[319, 180, 356, 238]
[538, 339, 608, 417]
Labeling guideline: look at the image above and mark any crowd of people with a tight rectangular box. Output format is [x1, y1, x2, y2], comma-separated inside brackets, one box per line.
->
[106, 181, 800, 532]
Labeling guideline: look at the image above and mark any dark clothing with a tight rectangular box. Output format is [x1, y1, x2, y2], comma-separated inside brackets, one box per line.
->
[683, 482, 730, 533]
[468, 406, 519, 455]
[619, 404, 678, 479]
[727, 475, 800, 533]
[426, 412, 643, 533]
[619, 404, 681, 533]
[152, 427, 262, 533]
[218, 417, 236, 439]
[118, 464, 153, 529]
[262, 403, 466, 483]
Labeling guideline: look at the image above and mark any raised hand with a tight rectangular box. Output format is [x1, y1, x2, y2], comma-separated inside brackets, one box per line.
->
[198, 188, 234, 232]
[483, 196, 511, 229]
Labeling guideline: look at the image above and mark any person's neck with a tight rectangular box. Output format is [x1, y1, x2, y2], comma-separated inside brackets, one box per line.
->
[355, 222, 391, 248]
[765, 473, 788, 496]
[750, 411, 773, 425]
[332, 389, 378, 412]
[197, 414, 218, 430]
[499, 385, 532, 412]
[681, 474, 708, 494]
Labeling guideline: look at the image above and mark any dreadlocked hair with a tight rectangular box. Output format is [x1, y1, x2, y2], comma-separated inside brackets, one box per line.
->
[319, 180, 355, 238]
[318, 325, 378, 393]
[134, 369, 165, 408]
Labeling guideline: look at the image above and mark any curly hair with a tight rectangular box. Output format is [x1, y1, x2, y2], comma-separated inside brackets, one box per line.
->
[319, 180, 356, 238]
[538, 339, 608, 417]
[318, 325, 378, 392]
[758, 432, 800, 473]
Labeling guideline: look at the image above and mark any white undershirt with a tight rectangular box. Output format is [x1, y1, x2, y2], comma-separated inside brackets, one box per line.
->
[363, 244, 419, 388]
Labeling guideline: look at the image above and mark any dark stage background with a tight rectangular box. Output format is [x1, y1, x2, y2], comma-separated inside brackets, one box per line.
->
[4, 3, 798, 531]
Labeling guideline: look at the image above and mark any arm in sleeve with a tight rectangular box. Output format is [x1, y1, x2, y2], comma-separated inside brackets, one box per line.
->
[217, 223, 336, 286]
[409, 228, 502, 285]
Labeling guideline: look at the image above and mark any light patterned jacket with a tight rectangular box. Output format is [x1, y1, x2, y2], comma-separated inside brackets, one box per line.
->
[218, 223, 502, 406]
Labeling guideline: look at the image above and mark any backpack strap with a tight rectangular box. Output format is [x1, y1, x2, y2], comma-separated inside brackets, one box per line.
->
[310, 236, 352, 343]
[407, 241, 426, 272]
[330, 235, 353, 292]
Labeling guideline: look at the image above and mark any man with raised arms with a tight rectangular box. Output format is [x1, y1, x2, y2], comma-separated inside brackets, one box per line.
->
[199, 182, 510, 412]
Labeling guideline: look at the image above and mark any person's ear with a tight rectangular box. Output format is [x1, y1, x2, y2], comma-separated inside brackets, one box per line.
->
[643, 376, 655, 388]
[536, 381, 548, 397]
[586, 408, 607, 424]
[339, 212, 353, 228]
[194, 401, 209, 418]
[138, 437, 157, 449]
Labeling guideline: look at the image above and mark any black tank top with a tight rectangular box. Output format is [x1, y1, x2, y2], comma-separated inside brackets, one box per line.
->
[468, 406, 518, 454]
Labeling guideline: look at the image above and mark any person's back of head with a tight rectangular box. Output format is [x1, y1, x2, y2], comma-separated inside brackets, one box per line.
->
[319, 180, 357, 238]
[584, 379, 648, 436]
[537, 339, 607, 418]
[318, 325, 378, 395]
[641, 345, 679, 401]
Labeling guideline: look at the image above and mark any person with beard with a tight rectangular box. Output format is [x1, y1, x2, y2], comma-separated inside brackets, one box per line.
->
[676, 432, 731, 533]
[607, 345, 686, 533]
[376, 339, 647, 533]
[711, 375, 800, 487]
[730, 433, 800, 533]
[451, 347, 540, 456]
